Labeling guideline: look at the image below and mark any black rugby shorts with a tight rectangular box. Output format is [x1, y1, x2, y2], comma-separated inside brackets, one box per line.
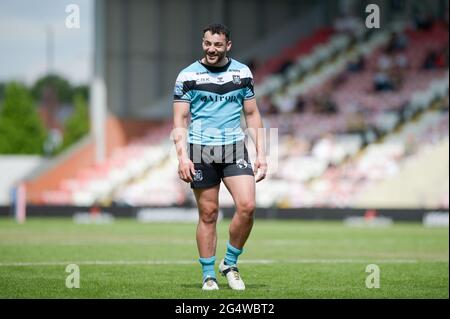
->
[188, 140, 254, 189]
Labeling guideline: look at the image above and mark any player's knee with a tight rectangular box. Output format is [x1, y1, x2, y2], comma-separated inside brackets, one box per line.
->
[200, 205, 219, 224]
[237, 200, 255, 218]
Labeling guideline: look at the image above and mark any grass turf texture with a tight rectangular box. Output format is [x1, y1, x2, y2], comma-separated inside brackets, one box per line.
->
[0, 217, 448, 298]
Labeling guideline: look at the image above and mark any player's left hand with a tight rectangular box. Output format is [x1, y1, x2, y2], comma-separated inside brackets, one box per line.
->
[254, 156, 268, 183]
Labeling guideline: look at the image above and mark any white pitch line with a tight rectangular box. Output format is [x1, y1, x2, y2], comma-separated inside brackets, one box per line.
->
[0, 260, 195, 267]
[281, 259, 422, 264]
[0, 258, 446, 267]
[0, 239, 197, 246]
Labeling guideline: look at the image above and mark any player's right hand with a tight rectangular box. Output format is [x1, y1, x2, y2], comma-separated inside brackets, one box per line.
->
[178, 157, 195, 183]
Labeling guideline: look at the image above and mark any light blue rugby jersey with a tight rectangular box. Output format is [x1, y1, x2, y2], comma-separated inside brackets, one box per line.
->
[173, 58, 255, 146]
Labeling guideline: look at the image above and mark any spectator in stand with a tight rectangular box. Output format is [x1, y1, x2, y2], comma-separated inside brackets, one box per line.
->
[313, 93, 338, 114]
[281, 135, 311, 157]
[373, 52, 406, 91]
[390, 66, 404, 89]
[295, 95, 306, 113]
[277, 60, 294, 75]
[277, 94, 296, 113]
[331, 72, 349, 89]
[274, 85, 297, 114]
[423, 50, 438, 69]
[346, 111, 367, 135]
[413, 10, 435, 31]
[267, 102, 279, 115]
[324, 95, 338, 114]
[258, 95, 278, 115]
[424, 46, 449, 69]
[312, 133, 343, 166]
[246, 58, 258, 73]
[347, 55, 365, 72]
[333, 13, 364, 37]
[258, 95, 271, 114]
[373, 71, 395, 91]
[393, 52, 409, 70]
[385, 32, 408, 54]
[435, 47, 447, 68]
[377, 53, 393, 71]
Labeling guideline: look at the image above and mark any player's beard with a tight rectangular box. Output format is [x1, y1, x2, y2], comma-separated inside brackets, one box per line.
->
[204, 51, 227, 66]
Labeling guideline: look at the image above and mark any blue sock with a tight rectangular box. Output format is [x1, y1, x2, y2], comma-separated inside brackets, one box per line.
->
[199, 256, 216, 281]
[224, 242, 243, 266]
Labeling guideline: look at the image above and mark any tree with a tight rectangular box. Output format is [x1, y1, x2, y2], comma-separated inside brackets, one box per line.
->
[32, 74, 72, 104]
[72, 85, 89, 102]
[0, 82, 47, 154]
[60, 93, 90, 151]
[0, 82, 5, 102]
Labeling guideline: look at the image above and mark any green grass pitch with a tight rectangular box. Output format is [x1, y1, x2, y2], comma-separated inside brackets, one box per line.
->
[0, 217, 448, 298]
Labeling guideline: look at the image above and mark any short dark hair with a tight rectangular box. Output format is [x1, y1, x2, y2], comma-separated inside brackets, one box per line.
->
[203, 23, 230, 41]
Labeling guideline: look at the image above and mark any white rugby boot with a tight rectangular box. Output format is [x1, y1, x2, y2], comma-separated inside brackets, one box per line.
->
[218, 259, 245, 290]
[202, 276, 219, 291]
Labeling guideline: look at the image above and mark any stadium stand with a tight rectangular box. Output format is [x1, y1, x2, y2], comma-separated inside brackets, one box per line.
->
[39, 122, 173, 206]
[239, 20, 449, 209]
[22, 19, 449, 210]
